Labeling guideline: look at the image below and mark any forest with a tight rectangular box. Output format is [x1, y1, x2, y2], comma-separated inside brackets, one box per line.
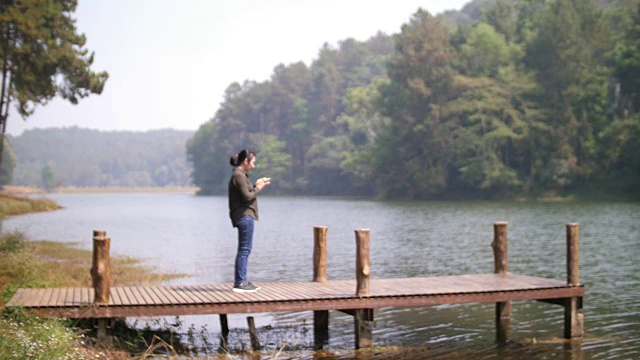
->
[187, 0, 640, 199]
[8, 127, 193, 189]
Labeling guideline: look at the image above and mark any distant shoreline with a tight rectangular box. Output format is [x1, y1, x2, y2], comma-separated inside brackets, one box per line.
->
[3, 185, 199, 195]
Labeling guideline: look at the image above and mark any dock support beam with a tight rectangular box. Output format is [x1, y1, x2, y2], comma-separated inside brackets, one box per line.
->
[565, 224, 584, 339]
[219, 314, 229, 352]
[313, 226, 330, 349]
[355, 308, 374, 349]
[492, 222, 511, 342]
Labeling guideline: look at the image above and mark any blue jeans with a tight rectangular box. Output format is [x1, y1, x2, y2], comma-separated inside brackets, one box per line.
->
[234, 215, 254, 286]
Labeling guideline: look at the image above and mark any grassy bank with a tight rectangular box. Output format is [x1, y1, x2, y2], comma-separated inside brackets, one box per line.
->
[0, 231, 186, 359]
[0, 193, 60, 218]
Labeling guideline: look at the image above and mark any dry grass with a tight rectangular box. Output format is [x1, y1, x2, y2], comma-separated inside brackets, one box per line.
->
[0, 230, 187, 359]
[0, 192, 61, 218]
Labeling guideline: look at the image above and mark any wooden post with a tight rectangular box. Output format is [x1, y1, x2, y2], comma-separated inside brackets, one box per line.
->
[354, 229, 372, 349]
[565, 223, 584, 339]
[567, 223, 580, 287]
[91, 230, 111, 305]
[492, 222, 508, 274]
[313, 226, 328, 282]
[219, 314, 229, 352]
[247, 316, 261, 350]
[313, 226, 330, 349]
[354, 308, 374, 349]
[492, 222, 511, 342]
[313, 310, 329, 350]
[355, 229, 370, 297]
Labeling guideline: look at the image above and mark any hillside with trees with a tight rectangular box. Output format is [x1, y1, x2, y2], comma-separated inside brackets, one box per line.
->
[9, 127, 193, 190]
[188, 0, 640, 199]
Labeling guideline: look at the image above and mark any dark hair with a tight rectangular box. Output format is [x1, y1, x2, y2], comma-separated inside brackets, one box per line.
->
[229, 149, 254, 166]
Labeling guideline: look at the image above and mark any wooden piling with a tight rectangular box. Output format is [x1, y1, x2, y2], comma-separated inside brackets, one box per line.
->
[354, 308, 374, 349]
[355, 229, 371, 297]
[492, 222, 508, 274]
[565, 223, 584, 339]
[566, 224, 580, 287]
[313, 226, 328, 282]
[219, 314, 229, 352]
[354, 229, 373, 348]
[492, 222, 511, 342]
[314, 310, 329, 350]
[313, 226, 330, 349]
[247, 316, 261, 350]
[91, 230, 111, 305]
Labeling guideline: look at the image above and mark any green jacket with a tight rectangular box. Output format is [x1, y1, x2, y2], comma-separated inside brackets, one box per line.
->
[228, 167, 262, 226]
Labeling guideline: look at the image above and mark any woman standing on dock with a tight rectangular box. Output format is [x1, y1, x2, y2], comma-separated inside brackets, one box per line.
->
[228, 149, 271, 292]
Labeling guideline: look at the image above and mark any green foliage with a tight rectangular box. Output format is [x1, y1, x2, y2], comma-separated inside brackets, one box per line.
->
[40, 165, 56, 192]
[0, 0, 108, 173]
[10, 127, 193, 188]
[187, 1, 640, 200]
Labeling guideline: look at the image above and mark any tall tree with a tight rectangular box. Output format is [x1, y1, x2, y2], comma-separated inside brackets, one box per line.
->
[373, 9, 455, 198]
[0, 0, 108, 171]
[525, 0, 610, 190]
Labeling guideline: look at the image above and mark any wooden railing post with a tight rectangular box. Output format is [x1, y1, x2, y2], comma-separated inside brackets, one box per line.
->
[313, 226, 328, 282]
[355, 229, 371, 297]
[492, 222, 508, 274]
[91, 230, 111, 305]
[354, 229, 373, 349]
[567, 223, 580, 287]
[492, 222, 511, 343]
[313, 226, 329, 349]
[565, 223, 584, 339]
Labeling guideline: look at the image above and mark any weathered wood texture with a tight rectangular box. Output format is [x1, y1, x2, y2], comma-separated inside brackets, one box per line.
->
[492, 222, 508, 274]
[355, 229, 370, 297]
[90, 230, 111, 305]
[313, 226, 328, 282]
[566, 223, 580, 286]
[492, 222, 512, 343]
[7, 274, 584, 319]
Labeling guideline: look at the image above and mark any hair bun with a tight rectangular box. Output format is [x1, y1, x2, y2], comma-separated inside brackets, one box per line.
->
[229, 154, 239, 166]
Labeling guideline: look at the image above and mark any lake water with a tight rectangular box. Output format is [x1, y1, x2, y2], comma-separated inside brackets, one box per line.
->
[3, 193, 639, 359]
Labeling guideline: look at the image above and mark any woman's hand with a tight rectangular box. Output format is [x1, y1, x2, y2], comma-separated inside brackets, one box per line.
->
[256, 177, 271, 190]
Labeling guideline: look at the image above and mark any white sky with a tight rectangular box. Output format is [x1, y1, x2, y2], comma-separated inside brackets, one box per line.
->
[7, 0, 470, 136]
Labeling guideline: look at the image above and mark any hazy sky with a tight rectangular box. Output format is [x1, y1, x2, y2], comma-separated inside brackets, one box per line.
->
[7, 0, 470, 136]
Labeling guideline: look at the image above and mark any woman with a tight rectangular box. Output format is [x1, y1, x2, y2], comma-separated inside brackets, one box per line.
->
[228, 149, 270, 292]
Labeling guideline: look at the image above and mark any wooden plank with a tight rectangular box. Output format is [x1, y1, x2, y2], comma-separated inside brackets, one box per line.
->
[154, 286, 182, 305]
[133, 286, 156, 305]
[147, 286, 172, 305]
[72, 288, 81, 305]
[141, 287, 163, 305]
[193, 285, 225, 304]
[56, 288, 68, 307]
[203, 285, 235, 304]
[31, 288, 48, 307]
[166, 286, 193, 304]
[6, 288, 26, 307]
[39, 288, 55, 307]
[128, 287, 146, 305]
[118, 287, 136, 305]
[109, 287, 121, 305]
[47, 288, 60, 307]
[81, 288, 90, 305]
[178, 286, 208, 304]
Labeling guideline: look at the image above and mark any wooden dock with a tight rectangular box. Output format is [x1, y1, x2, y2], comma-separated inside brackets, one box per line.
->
[6, 274, 584, 318]
[5, 223, 586, 349]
